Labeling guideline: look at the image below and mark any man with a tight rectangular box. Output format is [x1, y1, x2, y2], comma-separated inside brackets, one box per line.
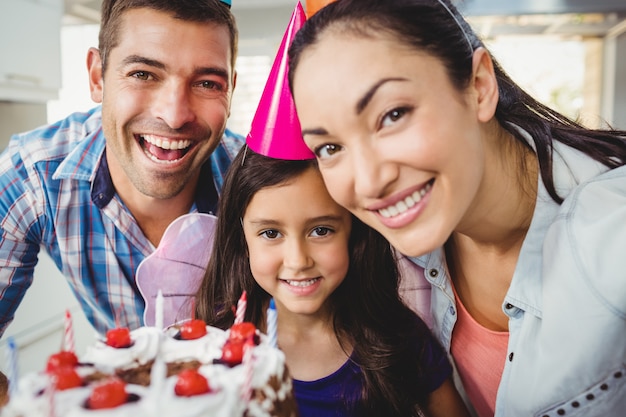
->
[0, 0, 243, 336]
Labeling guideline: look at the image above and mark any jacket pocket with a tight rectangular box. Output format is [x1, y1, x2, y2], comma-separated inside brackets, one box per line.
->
[535, 365, 625, 417]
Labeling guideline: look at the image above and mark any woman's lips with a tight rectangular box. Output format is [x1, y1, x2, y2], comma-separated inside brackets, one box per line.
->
[370, 180, 433, 229]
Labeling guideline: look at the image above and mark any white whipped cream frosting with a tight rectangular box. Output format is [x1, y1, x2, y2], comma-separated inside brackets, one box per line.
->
[1, 325, 293, 417]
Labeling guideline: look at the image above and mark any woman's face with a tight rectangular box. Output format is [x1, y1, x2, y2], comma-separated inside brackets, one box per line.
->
[292, 32, 494, 257]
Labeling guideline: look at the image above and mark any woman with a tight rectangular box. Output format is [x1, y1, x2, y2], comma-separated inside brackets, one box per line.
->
[287, 0, 626, 416]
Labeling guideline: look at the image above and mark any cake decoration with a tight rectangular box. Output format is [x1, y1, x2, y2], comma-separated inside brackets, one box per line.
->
[2, 319, 298, 416]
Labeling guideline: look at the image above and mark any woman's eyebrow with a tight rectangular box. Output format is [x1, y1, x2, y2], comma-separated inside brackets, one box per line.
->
[356, 77, 407, 114]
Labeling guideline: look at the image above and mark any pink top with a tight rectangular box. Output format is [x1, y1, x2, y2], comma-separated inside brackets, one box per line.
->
[451, 287, 509, 417]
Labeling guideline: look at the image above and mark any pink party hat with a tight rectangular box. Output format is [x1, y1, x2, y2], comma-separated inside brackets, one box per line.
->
[246, 2, 315, 160]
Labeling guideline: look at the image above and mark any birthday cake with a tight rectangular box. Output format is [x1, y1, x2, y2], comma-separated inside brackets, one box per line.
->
[1, 321, 298, 417]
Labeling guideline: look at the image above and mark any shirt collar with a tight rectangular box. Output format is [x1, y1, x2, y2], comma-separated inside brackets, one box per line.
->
[411, 126, 610, 317]
[53, 121, 218, 213]
[503, 127, 608, 317]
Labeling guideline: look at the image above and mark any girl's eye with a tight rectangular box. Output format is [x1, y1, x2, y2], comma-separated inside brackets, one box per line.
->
[381, 107, 410, 128]
[315, 144, 342, 160]
[311, 227, 332, 237]
[260, 229, 281, 240]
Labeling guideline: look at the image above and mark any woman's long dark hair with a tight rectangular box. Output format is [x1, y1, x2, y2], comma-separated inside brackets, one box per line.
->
[196, 147, 435, 415]
[288, 0, 626, 204]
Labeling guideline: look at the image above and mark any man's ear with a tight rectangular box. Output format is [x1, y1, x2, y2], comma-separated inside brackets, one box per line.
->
[87, 47, 104, 103]
[471, 47, 499, 123]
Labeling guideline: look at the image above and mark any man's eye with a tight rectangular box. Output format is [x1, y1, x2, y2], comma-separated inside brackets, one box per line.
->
[130, 71, 152, 81]
[199, 80, 224, 91]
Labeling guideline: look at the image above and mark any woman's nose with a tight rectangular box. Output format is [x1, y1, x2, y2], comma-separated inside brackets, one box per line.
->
[352, 143, 397, 198]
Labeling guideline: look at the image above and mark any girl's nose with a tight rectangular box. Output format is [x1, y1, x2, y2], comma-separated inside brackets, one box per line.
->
[282, 238, 313, 272]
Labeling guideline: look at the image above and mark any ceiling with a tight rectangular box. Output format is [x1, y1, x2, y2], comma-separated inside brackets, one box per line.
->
[62, 0, 626, 40]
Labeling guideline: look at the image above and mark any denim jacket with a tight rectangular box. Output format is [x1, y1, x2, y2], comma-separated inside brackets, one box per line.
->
[403, 139, 626, 416]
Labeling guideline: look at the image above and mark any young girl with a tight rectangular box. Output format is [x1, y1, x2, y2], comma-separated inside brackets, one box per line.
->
[288, 1, 626, 416]
[195, 147, 469, 417]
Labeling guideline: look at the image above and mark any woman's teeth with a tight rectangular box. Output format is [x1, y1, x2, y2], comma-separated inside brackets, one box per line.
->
[378, 182, 432, 218]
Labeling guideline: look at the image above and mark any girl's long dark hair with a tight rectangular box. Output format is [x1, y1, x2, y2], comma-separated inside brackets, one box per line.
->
[196, 147, 435, 415]
[288, 0, 626, 204]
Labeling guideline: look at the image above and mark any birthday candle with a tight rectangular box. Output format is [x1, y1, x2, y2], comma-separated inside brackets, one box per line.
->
[155, 290, 164, 330]
[266, 298, 277, 348]
[47, 373, 56, 417]
[234, 290, 247, 324]
[64, 309, 74, 353]
[6, 337, 18, 397]
[241, 341, 254, 401]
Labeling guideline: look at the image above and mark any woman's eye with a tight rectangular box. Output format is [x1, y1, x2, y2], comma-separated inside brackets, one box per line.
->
[381, 107, 409, 128]
[311, 227, 332, 237]
[315, 144, 341, 159]
[260, 229, 280, 239]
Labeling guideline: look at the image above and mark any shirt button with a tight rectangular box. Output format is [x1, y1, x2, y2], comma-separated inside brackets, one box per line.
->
[505, 303, 514, 309]
[508, 352, 514, 361]
[428, 269, 438, 278]
[448, 306, 456, 316]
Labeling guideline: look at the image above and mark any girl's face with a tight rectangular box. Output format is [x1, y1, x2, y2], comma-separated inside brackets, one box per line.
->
[242, 168, 352, 317]
[292, 32, 495, 257]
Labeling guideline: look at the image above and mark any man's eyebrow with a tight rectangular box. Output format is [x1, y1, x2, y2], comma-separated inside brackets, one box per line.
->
[120, 55, 229, 80]
[356, 77, 407, 115]
[121, 55, 165, 70]
[195, 66, 229, 80]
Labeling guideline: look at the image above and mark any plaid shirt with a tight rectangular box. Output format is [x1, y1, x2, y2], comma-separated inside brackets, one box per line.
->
[0, 106, 243, 336]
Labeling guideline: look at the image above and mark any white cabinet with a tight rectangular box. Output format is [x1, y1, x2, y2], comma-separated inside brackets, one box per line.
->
[0, 0, 63, 103]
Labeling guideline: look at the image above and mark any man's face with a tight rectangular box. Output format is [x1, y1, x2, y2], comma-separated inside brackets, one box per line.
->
[89, 8, 235, 201]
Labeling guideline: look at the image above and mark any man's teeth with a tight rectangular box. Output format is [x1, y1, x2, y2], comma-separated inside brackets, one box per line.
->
[378, 183, 432, 218]
[142, 134, 191, 150]
[284, 278, 319, 287]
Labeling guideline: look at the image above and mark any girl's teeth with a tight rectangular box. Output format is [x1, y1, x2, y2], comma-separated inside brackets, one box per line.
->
[378, 183, 431, 219]
[285, 278, 318, 287]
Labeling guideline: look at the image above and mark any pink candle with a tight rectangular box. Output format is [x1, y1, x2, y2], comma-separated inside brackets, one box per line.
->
[234, 291, 247, 324]
[47, 372, 56, 417]
[241, 340, 254, 401]
[64, 309, 75, 353]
